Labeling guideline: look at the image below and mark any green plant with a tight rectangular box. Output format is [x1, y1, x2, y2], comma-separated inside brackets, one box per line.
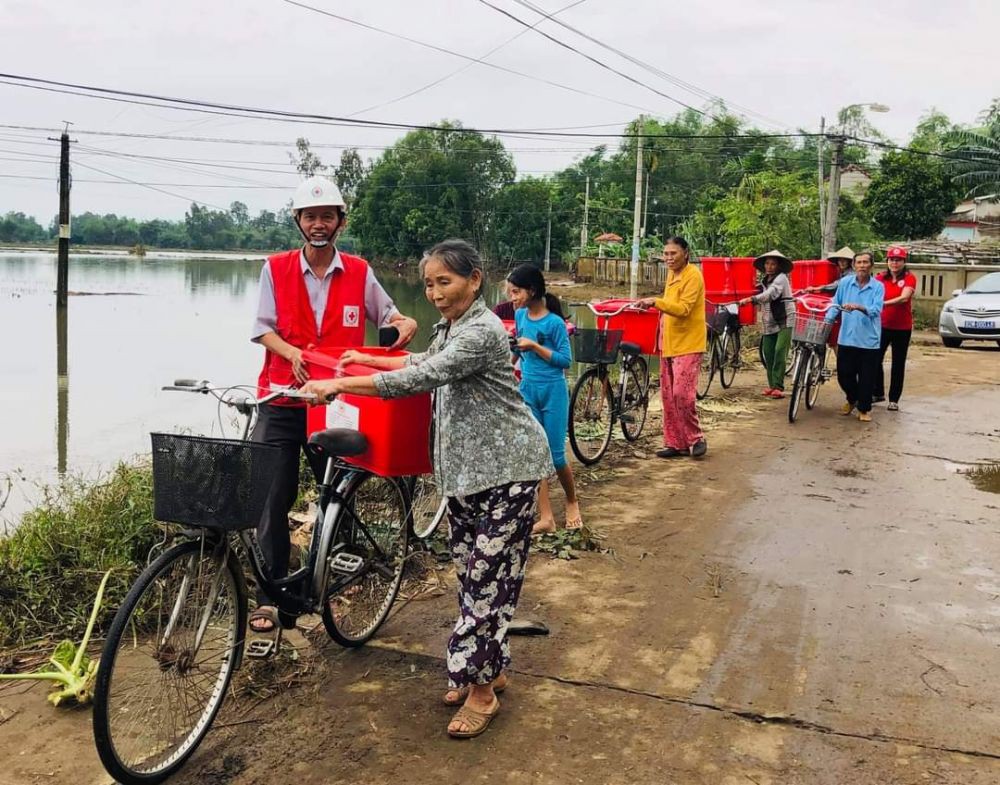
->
[0, 571, 111, 706]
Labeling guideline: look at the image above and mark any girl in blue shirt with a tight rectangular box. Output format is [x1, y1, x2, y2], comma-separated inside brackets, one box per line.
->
[507, 264, 582, 532]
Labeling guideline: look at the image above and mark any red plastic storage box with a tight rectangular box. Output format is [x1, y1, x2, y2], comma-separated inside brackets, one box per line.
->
[699, 257, 756, 295]
[790, 259, 838, 292]
[591, 299, 661, 355]
[302, 347, 432, 477]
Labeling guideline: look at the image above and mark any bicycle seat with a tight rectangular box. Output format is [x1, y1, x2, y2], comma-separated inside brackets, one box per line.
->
[307, 428, 369, 458]
[619, 341, 642, 356]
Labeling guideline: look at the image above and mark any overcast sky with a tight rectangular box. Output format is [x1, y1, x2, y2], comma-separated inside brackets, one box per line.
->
[1, 0, 997, 223]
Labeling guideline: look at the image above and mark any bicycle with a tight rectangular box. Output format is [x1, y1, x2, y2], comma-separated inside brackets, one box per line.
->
[92, 380, 412, 785]
[698, 301, 743, 400]
[787, 300, 837, 423]
[568, 301, 653, 465]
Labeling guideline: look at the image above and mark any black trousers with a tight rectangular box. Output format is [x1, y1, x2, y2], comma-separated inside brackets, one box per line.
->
[836, 345, 880, 414]
[874, 328, 911, 403]
[250, 404, 325, 605]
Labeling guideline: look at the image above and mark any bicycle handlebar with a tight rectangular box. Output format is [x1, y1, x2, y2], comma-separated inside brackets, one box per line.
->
[163, 380, 315, 406]
[568, 300, 653, 317]
[793, 295, 841, 315]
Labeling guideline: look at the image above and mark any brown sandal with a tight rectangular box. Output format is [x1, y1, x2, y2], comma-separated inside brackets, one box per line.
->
[442, 675, 508, 706]
[447, 698, 500, 739]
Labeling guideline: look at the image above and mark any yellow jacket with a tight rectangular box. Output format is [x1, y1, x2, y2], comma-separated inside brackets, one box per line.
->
[654, 263, 706, 357]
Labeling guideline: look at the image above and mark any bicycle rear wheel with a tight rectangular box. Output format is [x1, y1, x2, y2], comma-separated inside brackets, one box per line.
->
[93, 540, 245, 785]
[805, 347, 826, 410]
[719, 330, 741, 389]
[569, 366, 614, 465]
[697, 334, 718, 400]
[322, 473, 409, 647]
[407, 473, 447, 539]
[620, 355, 649, 442]
[787, 348, 809, 423]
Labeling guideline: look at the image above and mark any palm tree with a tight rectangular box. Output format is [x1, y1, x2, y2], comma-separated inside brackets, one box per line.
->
[947, 110, 1000, 200]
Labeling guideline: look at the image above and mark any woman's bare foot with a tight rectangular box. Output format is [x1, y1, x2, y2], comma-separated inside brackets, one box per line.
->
[531, 517, 556, 535]
[564, 500, 583, 530]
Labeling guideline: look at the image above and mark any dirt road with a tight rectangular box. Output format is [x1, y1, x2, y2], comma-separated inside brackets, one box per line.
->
[3, 338, 999, 785]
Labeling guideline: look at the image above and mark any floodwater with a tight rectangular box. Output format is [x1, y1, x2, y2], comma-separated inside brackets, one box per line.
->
[0, 251, 607, 527]
[0, 252, 503, 527]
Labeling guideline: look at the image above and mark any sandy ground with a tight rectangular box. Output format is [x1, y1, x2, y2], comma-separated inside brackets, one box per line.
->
[2, 338, 999, 785]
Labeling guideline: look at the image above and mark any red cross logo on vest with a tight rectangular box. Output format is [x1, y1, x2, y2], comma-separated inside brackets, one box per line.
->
[343, 305, 360, 328]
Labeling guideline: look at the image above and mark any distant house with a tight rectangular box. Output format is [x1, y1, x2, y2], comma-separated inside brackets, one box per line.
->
[940, 195, 1000, 243]
[826, 164, 872, 198]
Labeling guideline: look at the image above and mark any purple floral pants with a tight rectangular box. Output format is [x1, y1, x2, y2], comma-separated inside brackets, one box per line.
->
[445, 481, 539, 688]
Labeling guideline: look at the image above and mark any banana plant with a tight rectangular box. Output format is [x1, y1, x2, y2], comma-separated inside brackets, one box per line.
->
[0, 570, 111, 706]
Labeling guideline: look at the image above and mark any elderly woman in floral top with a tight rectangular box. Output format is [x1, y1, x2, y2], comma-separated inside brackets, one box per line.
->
[303, 239, 552, 740]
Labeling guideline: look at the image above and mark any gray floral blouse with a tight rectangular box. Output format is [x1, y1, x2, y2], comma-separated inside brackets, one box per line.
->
[372, 298, 553, 497]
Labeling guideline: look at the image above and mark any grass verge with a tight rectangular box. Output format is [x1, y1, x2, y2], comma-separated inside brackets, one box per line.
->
[0, 462, 159, 655]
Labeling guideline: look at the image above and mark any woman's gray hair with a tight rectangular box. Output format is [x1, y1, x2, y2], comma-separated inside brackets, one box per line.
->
[420, 239, 486, 297]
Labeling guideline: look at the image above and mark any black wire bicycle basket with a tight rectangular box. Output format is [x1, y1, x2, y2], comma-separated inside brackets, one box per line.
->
[151, 433, 282, 531]
[706, 304, 740, 334]
[571, 328, 624, 364]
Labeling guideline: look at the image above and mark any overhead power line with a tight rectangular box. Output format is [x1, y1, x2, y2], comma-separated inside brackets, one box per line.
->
[0, 74, 819, 140]
[278, 0, 657, 116]
[508, 0, 789, 128]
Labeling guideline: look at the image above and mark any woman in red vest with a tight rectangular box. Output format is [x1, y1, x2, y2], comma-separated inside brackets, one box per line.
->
[249, 176, 417, 634]
[874, 246, 917, 410]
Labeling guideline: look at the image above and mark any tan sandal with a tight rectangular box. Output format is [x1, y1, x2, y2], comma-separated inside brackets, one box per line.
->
[447, 698, 500, 739]
[442, 674, 508, 706]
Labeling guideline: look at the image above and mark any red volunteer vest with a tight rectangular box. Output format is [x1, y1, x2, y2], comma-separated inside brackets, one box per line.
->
[257, 249, 368, 403]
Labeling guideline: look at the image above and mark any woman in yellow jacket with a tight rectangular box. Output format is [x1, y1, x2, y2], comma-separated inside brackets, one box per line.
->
[639, 237, 707, 458]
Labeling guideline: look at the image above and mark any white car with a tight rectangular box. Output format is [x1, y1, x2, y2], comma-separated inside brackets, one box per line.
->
[939, 272, 1000, 348]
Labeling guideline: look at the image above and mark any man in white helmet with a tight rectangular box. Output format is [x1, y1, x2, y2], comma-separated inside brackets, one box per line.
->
[248, 175, 417, 633]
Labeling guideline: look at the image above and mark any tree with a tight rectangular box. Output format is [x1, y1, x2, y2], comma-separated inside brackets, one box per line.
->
[0, 211, 47, 243]
[946, 100, 1000, 200]
[350, 121, 515, 260]
[492, 178, 571, 264]
[335, 148, 366, 209]
[681, 171, 872, 260]
[863, 151, 961, 239]
[230, 201, 250, 228]
[289, 137, 326, 177]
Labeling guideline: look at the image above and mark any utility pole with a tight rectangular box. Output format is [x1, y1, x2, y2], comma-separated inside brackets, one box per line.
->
[543, 197, 552, 272]
[641, 173, 650, 239]
[822, 136, 845, 258]
[51, 122, 73, 308]
[579, 175, 590, 258]
[629, 116, 644, 300]
[817, 116, 826, 256]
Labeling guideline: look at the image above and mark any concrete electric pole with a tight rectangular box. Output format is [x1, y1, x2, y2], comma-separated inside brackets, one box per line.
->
[629, 117, 644, 300]
[822, 136, 845, 258]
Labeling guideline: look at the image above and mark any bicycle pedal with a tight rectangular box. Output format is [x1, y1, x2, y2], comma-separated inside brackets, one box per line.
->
[619, 413, 635, 424]
[245, 633, 280, 660]
[330, 552, 364, 575]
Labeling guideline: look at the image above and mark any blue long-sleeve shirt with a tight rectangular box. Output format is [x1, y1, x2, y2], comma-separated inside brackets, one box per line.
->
[514, 308, 571, 383]
[826, 274, 884, 349]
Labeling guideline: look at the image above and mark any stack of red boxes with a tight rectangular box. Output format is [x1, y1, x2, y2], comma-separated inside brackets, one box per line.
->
[700, 257, 757, 325]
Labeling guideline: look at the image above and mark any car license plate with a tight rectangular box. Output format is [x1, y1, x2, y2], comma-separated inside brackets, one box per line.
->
[965, 320, 996, 329]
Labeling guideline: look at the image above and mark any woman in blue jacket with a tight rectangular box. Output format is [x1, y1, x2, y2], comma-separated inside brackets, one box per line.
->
[507, 264, 582, 532]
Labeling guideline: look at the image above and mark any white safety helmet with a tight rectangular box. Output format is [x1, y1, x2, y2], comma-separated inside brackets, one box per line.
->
[291, 176, 346, 248]
[291, 176, 346, 213]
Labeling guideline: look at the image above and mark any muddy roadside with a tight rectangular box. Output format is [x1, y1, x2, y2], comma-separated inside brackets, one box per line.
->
[2, 342, 999, 785]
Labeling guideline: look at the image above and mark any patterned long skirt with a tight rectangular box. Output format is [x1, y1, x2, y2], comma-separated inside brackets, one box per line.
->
[445, 480, 539, 688]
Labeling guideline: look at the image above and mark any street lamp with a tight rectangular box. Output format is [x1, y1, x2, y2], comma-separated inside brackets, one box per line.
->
[819, 102, 891, 255]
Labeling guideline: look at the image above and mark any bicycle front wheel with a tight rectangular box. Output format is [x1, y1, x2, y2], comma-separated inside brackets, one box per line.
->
[569, 367, 614, 465]
[805, 347, 826, 410]
[787, 348, 809, 423]
[407, 473, 447, 539]
[322, 473, 410, 647]
[697, 334, 718, 400]
[620, 356, 649, 442]
[93, 539, 245, 785]
[719, 330, 741, 389]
